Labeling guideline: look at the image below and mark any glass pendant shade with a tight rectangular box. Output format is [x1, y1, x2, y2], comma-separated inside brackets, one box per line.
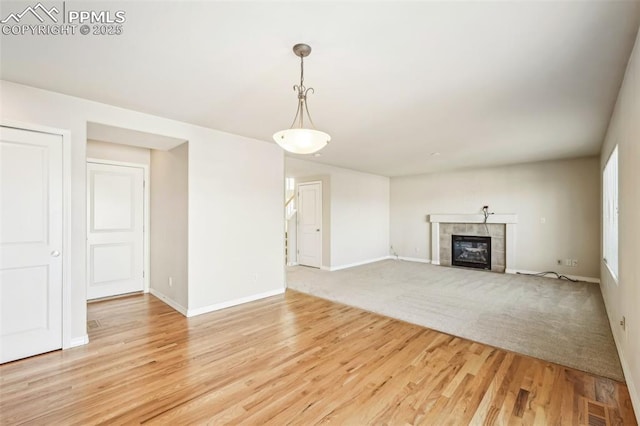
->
[274, 128, 331, 154]
[274, 43, 331, 155]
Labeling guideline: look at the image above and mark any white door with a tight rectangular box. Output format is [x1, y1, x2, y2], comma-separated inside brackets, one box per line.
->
[0, 126, 63, 363]
[297, 182, 322, 268]
[87, 163, 144, 300]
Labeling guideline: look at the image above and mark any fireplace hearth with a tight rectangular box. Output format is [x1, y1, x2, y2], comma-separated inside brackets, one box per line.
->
[452, 235, 491, 270]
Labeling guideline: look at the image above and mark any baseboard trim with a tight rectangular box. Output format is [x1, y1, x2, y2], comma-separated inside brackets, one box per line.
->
[68, 335, 89, 348]
[328, 256, 392, 271]
[187, 287, 285, 317]
[600, 279, 640, 422]
[396, 256, 431, 264]
[506, 268, 600, 283]
[149, 288, 188, 316]
[611, 322, 640, 422]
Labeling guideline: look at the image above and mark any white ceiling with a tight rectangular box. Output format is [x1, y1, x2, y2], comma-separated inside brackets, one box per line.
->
[1, 1, 639, 176]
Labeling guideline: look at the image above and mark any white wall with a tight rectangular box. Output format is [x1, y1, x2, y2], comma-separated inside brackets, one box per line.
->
[0, 80, 285, 344]
[150, 143, 189, 311]
[286, 158, 390, 270]
[331, 168, 390, 269]
[600, 26, 640, 419]
[86, 140, 150, 165]
[390, 157, 601, 279]
[188, 134, 285, 313]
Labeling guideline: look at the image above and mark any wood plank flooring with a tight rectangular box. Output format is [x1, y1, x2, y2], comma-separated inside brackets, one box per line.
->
[0, 291, 636, 425]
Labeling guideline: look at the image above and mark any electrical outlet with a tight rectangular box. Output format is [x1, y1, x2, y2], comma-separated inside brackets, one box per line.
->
[540, 217, 546, 224]
[620, 316, 626, 330]
[571, 259, 578, 267]
[415, 247, 420, 253]
[564, 259, 572, 266]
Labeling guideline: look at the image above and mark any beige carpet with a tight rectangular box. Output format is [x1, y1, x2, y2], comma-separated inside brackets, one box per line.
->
[287, 259, 624, 382]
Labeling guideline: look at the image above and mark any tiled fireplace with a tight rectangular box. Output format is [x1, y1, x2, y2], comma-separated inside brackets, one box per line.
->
[428, 214, 518, 273]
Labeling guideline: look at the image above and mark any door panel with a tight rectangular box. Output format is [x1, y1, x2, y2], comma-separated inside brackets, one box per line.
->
[297, 182, 322, 268]
[0, 142, 47, 244]
[91, 243, 133, 283]
[87, 163, 143, 300]
[0, 126, 63, 364]
[92, 173, 134, 231]
[0, 266, 49, 335]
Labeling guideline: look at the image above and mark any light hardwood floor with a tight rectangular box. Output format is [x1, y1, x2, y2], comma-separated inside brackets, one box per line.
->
[0, 291, 636, 425]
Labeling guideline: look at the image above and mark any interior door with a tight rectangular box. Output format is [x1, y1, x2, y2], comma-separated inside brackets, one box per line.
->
[0, 126, 63, 363]
[87, 162, 144, 300]
[297, 182, 322, 268]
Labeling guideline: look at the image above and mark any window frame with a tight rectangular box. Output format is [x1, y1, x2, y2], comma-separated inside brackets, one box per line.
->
[602, 145, 619, 282]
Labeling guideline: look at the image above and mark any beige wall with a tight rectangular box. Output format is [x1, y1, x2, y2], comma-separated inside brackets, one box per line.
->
[150, 143, 188, 310]
[286, 158, 390, 270]
[600, 26, 640, 418]
[390, 157, 601, 278]
[86, 140, 150, 165]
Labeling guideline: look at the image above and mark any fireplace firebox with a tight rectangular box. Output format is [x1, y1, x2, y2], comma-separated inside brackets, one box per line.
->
[451, 235, 491, 270]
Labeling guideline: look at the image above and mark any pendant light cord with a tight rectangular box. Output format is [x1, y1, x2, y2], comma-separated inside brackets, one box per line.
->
[289, 54, 317, 129]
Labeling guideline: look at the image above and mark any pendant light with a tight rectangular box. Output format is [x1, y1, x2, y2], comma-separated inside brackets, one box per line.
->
[273, 43, 331, 154]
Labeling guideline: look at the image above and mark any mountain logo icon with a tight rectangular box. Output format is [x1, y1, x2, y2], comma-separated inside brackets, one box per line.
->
[1, 2, 60, 24]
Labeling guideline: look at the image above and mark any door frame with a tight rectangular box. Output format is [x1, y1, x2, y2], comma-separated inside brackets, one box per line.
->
[86, 158, 150, 294]
[1, 119, 73, 349]
[296, 181, 323, 268]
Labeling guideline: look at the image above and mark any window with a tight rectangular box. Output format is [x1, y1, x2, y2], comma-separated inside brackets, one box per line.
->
[285, 177, 296, 218]
[285, 177, 295, 193]
[603, 146, 618, 280]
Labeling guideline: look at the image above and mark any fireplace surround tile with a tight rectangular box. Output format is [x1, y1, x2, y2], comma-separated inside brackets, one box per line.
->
[439, 234, 450, 248]
[430, 214, 516, 273]
[451, 223, 466, 234]
[491, 225, 505, 237]
[440, 247, 451, 265]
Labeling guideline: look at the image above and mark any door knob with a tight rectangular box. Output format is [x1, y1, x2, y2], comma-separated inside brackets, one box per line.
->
[51, 250, 61, 257]
[316, 229, 320, 232]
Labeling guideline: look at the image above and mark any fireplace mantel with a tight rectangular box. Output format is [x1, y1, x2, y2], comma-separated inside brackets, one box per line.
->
[428, 213, 518, 272]
[429, 214, 518, 224]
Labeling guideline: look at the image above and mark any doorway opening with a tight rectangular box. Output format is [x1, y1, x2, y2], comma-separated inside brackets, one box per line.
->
[85, 122, 187, 307]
